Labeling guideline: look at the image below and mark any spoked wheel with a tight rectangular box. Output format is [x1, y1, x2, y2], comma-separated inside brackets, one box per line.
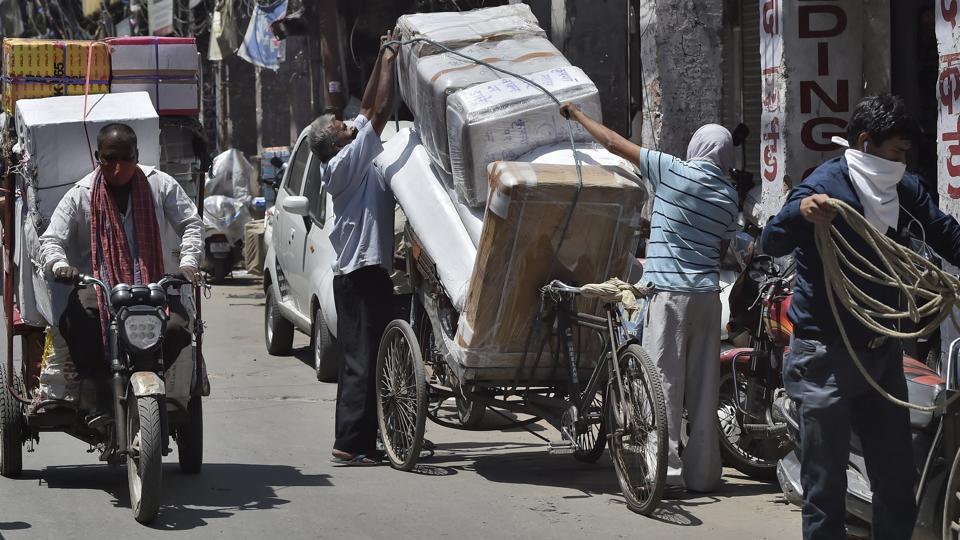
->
[127, 395, 163, 523]
[376, 320, 427, 471]
[574, 387, 608, 463]
[717, 372, 783, 481]
[0, 361, 23, 478]
[607, 344, 668, 515]
[944, 449, 960, 539]
[419, 316, 486, 428]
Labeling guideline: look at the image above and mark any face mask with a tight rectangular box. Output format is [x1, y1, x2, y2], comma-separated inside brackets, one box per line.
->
[833, 136, 905, 232]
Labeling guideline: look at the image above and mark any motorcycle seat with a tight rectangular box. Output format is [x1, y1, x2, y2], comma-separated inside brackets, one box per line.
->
[903, 356, 944, 430]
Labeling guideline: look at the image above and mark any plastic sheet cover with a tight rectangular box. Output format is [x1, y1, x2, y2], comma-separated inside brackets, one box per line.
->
[454, 162, 646, 379]
[203, 195, 250, 245]
[374, 128, 476, 312]
[206, 148, 256, 200]
[400, 37, 570, 175]
[396, 4, 543, 59]
[446, 66, 602, 206]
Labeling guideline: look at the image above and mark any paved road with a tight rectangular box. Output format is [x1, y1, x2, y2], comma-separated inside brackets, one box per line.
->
[0, 275, 800, 539]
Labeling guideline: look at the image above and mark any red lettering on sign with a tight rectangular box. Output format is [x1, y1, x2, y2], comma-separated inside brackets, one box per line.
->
[943, 116, 960, 187]
[944, 0, 958, 29]
[817, 42, 829, 76]
[762, 117, 781, 182]
[799, 5, 847, 39]
[762, 0, 779, 35]
[801, 117, 847, 151]
[940, 65, 960, 116]
[800, 80, 850, 114]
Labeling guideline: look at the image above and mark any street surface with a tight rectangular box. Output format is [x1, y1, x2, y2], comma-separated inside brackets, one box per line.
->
[0, 274, 800, 539]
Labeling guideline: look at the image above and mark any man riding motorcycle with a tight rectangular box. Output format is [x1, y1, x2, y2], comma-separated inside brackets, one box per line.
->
[37, 123, 203, 425]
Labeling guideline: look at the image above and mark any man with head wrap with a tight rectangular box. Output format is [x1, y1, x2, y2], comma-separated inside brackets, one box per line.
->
[562, 104, 739, 493]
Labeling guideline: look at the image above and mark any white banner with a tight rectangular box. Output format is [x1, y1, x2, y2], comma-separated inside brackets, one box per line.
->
[148, 0, 174, 36]
[759, 0, 786, 219]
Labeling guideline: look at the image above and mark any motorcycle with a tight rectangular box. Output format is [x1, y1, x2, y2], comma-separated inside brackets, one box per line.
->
[775, 326, 959, 538]
[1, 273, 205, 524]
[203, 195, 248, 281]
[717, 251, 794, 480]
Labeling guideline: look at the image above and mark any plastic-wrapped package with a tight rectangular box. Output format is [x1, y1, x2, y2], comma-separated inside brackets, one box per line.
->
[374, 129, 476, 311]
[203, 195, 250, 245]
[37, 326, 80, 403]
[396, 4, 543, 59]
[446, 66, 602, 206]
[206, 148, 255, 200]
[453, 162, 646, 381]
[401, 37, 570, 174]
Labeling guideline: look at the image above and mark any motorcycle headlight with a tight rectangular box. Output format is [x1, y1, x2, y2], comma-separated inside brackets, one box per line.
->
[122, 313, 165, 352]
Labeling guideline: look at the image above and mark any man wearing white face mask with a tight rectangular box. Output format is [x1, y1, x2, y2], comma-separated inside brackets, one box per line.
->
[762, 95, 960, 540]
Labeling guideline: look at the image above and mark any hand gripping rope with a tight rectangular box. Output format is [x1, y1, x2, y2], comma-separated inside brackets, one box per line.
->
[816, 198, 960, 412]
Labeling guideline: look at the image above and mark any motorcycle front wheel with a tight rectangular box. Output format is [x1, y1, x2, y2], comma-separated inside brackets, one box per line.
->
[716, 372, 785, 482]
[127, 395, 163, 524]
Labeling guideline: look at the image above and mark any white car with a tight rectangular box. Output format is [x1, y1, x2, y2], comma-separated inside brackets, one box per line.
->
[263, 121, 411, 382]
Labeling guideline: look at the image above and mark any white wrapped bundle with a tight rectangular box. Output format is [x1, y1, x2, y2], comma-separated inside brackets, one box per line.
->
[374, 129, 476, 311]
[446, 66, 602, 207]
[37, 326, 80, 403]
[396, 4, 543, 59]
[402, 37, 571, 175]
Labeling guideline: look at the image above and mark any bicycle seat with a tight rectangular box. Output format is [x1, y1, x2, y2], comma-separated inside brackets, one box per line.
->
[903, 355, 944, 430]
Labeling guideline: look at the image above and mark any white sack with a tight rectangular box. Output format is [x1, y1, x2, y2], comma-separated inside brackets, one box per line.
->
[446, 66, 602, 207]
[401, 37, 570, 175]
[374, 129, 475, 311]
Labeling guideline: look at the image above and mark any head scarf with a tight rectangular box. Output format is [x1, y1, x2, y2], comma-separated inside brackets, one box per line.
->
[686, 124, 735, 173]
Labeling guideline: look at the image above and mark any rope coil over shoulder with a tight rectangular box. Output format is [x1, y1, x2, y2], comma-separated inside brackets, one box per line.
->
[816, 198, 960, 412]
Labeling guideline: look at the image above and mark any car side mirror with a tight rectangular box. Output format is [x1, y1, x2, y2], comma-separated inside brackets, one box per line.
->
[282, 195, 310, 217]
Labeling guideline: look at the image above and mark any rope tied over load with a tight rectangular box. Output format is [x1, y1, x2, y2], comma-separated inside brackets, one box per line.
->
[816, 198, 960, 412]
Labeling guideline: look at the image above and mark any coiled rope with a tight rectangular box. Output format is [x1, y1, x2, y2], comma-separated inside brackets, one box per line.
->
[817, 198, 960, 412]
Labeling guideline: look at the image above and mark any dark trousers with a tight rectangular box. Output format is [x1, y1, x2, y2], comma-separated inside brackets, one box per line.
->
[784, 337, 917, 540]
[332, 265, 393, 454]
[59, 287, 191, 380]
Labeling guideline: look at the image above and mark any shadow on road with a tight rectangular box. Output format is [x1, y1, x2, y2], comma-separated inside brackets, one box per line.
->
[211, 275, 263, 288]
[0, 522, 30, 531]
[20, 463, 331, 531]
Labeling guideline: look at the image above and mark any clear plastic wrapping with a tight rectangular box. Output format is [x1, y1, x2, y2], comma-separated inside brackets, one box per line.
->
[206, 148, 255, 200]
[400, 37, 570, 174]
[396, 4, 543, 59]
[203, 194, 250, 245]
[453, 162, 647, 380]
[446, 66, 602, 207]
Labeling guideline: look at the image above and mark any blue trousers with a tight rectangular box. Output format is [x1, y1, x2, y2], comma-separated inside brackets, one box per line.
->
[783, 337, 917, 540]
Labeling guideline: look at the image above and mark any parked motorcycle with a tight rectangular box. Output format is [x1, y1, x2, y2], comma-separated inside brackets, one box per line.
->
[717, 251, 794, 480]
[203, 195, 248, 281]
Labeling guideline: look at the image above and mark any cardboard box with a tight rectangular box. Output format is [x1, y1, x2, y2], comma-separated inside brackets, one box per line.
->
[396, 4, 543, 59]
[15, 92, 161, 224]
[107, 37, 199, 116]
[446, 66, 602, 207]
[2, 39, 111, 114]
[455, 162, 645, 379]
[400, 36, 570, 176]
[261, 146, 290, 183]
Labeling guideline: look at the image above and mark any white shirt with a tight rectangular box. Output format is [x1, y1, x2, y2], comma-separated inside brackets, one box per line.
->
[322, 114, 394, 275]
[39, 165, 204, 276]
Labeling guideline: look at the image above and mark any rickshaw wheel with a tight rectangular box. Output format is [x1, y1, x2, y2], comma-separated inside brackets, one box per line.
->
[943, 448, 960, 539]
[0, 360, 23, 478]
[376, 320, 427, 471]
[608, 344, 667, 516]
[574, 387, 608, 463]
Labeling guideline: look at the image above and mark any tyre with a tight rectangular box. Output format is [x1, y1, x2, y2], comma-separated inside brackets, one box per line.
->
[176, 395, 203, 474]
[127, 395, 163, 524]
[0, 361, 23, 478]
[944, 449, 960, 540]
[607, 344, 668, 516]
[717, 372, 784, 482]
[313, 307, 340, 383]
[456, 387, 486, 428]
[574, 387, 608, 463]
[264, 286, 294, 355]
[211, 258, 232, 282]
[375, 320, 427, 471]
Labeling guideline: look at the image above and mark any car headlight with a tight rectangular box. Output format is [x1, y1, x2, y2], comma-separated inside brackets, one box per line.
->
[123, 314, 165, 352]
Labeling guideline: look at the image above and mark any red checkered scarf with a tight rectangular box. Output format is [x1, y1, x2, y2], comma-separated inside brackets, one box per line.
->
[90, 167, 165, 344]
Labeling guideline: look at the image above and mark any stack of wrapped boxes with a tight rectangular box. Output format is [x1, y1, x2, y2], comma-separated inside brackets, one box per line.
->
[379, 5, 649, 382]
[2, 36, 200, 403]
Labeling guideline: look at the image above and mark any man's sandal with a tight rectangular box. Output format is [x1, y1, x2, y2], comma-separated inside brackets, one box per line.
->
[330, 449, 384, 467]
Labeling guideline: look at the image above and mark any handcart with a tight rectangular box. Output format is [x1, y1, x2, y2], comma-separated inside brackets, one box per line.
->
[375, 226, 669, 515]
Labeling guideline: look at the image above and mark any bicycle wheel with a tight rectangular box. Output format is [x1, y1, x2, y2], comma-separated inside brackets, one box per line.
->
[607, 344, 668, 515]
[574, 387, 607, 463]
[376, 320, 428, 471]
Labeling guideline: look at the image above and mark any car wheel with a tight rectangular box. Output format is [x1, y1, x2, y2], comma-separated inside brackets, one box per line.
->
[265, 286, 294, 355]
[314, 307, 340, 383]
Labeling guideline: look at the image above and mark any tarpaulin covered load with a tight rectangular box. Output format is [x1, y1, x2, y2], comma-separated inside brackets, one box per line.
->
[107, 37, 200, 116]
[399, 36, 570, 175]
[447, 66, 601, 206]
[375, 128, 475, 312]
[2, 39, 110, 114]
[396, 4, 542, 59]
[453, 162, 646, 382]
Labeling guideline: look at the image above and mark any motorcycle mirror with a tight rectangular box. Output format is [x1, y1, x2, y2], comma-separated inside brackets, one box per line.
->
[732, 123, 750, 147]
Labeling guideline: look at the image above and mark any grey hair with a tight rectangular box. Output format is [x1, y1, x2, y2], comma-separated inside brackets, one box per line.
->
[308, 113, 337, 162]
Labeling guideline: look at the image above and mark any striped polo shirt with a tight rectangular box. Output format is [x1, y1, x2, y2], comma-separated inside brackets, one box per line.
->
[638, 148, 739, 292]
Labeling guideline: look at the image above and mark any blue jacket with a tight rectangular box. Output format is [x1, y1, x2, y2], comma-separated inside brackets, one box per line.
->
[760, 156, 960, 346]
